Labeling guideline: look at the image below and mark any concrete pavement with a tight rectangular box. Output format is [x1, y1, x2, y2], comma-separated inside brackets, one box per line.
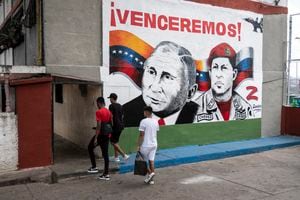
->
[1, 146, 299, 200]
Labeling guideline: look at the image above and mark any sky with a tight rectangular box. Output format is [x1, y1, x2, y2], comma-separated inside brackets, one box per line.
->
[288, 0, 300, 79]
[289, 0, 300, 60]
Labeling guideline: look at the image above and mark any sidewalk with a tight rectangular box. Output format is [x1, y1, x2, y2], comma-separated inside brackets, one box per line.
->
[1, 135, 300, 187]
[0, 134, 119, 187]
[49, 134, 119, 179]
[120, 135, 300, 173]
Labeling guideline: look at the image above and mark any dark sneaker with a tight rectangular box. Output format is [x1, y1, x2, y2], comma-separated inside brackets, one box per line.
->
[87, 167, 99, 173]
[97, 174, 110, 181]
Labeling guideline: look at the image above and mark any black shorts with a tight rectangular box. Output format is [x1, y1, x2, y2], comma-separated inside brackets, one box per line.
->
[110, 129, 122, 144]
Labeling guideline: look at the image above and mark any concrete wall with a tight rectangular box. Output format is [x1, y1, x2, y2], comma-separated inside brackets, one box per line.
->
[43, 0, 101, 82]
[54, 84, 101, 149]
[0, 113, 18, 173]
[262, 14, 287, 137]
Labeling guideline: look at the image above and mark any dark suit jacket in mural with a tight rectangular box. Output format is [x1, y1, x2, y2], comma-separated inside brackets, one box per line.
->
[123, 96, 199, 127]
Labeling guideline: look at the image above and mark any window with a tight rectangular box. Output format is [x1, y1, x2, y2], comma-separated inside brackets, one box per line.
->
[55, 84, 63, 104]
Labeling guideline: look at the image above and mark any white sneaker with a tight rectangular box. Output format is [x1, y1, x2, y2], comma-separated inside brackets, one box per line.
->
[87, 167, 99, 173]
[97, 174, 110, 181]
[114, 157, 120, 162]
[123, 154, 130, 161]
[149, 180, 155, 185]
[144, 172, 155, 183]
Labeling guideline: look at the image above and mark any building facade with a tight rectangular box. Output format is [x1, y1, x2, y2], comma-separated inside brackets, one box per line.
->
[0, 0, 288, 172]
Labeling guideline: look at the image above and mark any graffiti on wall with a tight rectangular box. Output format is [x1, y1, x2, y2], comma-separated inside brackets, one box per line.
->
[102, 0, 263, 127]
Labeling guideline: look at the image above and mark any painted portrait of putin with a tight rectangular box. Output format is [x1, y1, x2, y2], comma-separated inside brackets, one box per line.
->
[123, 41, 199, 126]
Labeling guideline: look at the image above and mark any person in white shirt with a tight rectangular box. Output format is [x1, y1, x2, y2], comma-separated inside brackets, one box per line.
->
[137, 106, 159, 185]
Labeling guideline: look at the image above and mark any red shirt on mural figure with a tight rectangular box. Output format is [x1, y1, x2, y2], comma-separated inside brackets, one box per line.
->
[216, 100, 231, 121]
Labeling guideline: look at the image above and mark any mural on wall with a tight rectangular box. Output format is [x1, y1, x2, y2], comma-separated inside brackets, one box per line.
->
[102, 0, 263, 127]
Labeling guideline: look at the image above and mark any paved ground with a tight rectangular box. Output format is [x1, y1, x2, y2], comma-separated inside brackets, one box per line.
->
[1, 146, 299, 200]
[50, 134, 118, 179]
[0, 134, 120, 187]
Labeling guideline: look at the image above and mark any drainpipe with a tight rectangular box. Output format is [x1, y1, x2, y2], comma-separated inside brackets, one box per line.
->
[36, 0, 43, 66]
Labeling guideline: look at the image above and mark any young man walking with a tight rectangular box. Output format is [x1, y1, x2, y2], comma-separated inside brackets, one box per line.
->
[137, 106, 159, 185]
[108, 93, 129, 162]
[87, 97, 112, 181]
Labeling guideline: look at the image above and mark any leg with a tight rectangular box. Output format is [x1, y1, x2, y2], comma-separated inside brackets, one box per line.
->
[112, 143, 126, 157]
[111, 130, 126, 157]
[113, 144, 119, 158]
[88, 135, 97, 168]
[148, 160, 155, 173]
[148, 146, 157, 174]
[99, 135, 110, 175]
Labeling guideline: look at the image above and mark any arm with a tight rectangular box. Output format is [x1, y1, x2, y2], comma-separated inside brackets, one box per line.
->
[96, 120, 101, 135]
[137, 131, 145, 151]
[94, 120, 101, 145]
[109, 105, 114, 126]
[110, 114, 114, 127]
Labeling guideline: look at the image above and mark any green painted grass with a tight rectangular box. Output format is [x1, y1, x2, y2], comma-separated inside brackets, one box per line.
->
[109, 119, 261, 155]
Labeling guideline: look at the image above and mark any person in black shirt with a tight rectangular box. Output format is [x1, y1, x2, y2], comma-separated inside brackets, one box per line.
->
[108, 93, 130, 162]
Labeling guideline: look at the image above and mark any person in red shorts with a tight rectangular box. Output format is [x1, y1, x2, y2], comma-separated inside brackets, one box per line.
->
[87, 97, 112, 181]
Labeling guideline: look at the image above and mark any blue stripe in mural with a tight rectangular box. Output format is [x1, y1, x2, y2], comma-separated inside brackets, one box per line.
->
[236, 58, 253, 71]
[110, 45, 145, 72]
[197, 71, 209, 82]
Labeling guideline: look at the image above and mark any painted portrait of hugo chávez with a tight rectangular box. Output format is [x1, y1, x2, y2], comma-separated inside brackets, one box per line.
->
[193, 43, 254, 122]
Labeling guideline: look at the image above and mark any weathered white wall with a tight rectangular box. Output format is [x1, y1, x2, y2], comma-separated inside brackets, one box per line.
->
[0, 113, 18, 173]
[43, 0, 101, 82]
[262, 14, 287, 137]
[54, 84, 101, 149]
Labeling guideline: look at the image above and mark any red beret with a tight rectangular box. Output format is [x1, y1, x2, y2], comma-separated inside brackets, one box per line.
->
[207, 43, 236, 67]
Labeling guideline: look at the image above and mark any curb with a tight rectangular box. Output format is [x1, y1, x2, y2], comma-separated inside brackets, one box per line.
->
[55, 166, 119, 180]
[0, 166, 119, 188]
[0, 167, 57, 188]
[119, 135, 300, 174]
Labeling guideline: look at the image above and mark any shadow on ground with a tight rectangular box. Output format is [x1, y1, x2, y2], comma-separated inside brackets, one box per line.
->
[51, 134, 118, 179]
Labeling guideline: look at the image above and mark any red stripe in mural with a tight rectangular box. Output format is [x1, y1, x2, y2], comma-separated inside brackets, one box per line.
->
[185, 0, 288, 14]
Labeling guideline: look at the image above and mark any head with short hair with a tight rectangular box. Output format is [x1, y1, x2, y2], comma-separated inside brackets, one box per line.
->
[108, 93, 118, 103]
[96, 97, 105, 108]
[142, 41, 198, 117]
[143, 106, 153, 117]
